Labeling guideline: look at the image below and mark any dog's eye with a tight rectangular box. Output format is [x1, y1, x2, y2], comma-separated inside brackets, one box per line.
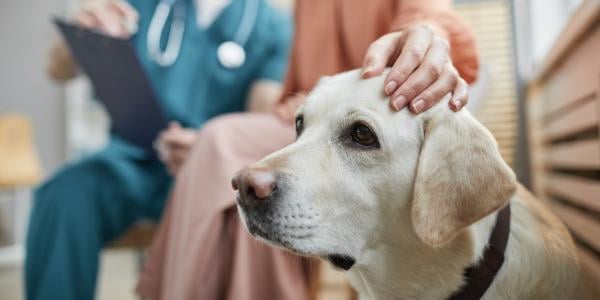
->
[295, 115, 304, 137]
[351, 124, 378, 147]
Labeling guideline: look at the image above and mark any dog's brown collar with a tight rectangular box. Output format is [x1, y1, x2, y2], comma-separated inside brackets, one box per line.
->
[448, 204, 511, 300]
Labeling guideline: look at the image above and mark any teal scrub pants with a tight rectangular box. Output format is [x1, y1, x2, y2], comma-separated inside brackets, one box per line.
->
[25, 143, 171, 300]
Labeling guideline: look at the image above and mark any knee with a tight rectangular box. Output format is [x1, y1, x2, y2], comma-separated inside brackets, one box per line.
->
[197, 113, 257, 150]
[34, 157, 114, 218]
[195, 112, 290, 156]
[199, 113, 247, 140]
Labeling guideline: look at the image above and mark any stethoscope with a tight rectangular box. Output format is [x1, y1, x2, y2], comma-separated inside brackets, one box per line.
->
[146, 0, 259, 68]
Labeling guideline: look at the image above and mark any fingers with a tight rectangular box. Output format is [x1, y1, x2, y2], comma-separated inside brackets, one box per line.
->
[449, 78, 469, 112]
[109, 0, 139, 33]
[97, 3, 130, 37]
[165, 150, 187, 175]
[75, 10, 98, 28]
[384, 25, 434, 96]
[156, 124, 195, 175]
[84, 2, 122, 35]
[157, 123, 194, 154]
[165, 139, 191, 175]
[156, 141, 185, 175]
[408, 65, 458, 114]
[76, 0, 137, 37]
[163, 122, 183, 140]
[362, 23, 469, 114]
[168, 121, 181, 129]
[161, 128, 196, 149]
[389, 37, 449, 111]
[361, 32, 404, 79]
[109, 0, 139, 23]
[169, 145, 189, 162]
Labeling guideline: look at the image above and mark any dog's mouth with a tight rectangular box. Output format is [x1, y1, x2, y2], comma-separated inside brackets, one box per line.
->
[237, 197, 357, 270]
[244, 217, 301, 249]
[241, 212, 356, 271]
[237, 202, 317, 253]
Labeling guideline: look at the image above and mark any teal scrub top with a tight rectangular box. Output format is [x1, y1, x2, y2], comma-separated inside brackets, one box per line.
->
[128, 0, 292, 128]
[87, 0, 291, 208]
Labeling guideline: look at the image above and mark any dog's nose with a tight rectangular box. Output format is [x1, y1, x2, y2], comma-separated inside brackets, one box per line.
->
[232, 167, 277, 206]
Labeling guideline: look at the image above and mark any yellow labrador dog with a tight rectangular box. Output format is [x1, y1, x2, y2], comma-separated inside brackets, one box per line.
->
[232, 70, 579, 299]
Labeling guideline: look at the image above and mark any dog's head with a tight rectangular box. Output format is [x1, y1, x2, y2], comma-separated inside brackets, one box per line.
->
[233, 70, 516, 270]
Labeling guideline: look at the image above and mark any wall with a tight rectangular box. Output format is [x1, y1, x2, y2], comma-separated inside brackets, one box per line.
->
[528, 0, 583, 67]
[0, 0, 67, 175]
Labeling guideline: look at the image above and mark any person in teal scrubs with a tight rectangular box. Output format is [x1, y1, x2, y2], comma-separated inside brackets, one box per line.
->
[26, 0, 291, 299]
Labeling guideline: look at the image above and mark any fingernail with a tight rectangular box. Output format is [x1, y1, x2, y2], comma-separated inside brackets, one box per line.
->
[361, 65, 373, 77]
[412, 99, 426, 113]
[392, 95, 407, 111]
[454, 100, 462, 110]
[385, 81, 398, 95]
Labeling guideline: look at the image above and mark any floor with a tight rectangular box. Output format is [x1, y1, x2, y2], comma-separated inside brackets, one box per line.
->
[0, 249, 139, 300]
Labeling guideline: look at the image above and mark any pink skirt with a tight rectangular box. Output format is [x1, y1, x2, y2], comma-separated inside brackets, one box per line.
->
[136, 113, 313, 300]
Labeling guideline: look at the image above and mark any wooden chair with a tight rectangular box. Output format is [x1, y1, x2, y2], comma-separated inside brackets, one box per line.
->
[0, 114, 43, 188]
[0, 113, 43, 255]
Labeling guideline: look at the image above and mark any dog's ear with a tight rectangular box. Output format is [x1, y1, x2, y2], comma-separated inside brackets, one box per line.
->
[411, 107, 516, 247]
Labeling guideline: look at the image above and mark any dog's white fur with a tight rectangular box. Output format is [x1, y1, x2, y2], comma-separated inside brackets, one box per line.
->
[237, 70, 579, 299]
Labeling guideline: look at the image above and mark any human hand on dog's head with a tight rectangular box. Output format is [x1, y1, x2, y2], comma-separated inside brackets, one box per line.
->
[361, 23, 468, 114]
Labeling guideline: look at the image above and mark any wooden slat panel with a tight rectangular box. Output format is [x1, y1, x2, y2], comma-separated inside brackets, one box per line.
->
[543, 26, 600, 116]
[545, 140, 600, 169]
[480, 115, 518, 124]
[480, 104, 516, 114]
[495, 131, 517, 139]
[550, 201, 600, 252]
[543, 95, 599, 141]
[577, 246, 600, 299]
[527, 11, 600, 299]
[538, 0, 600, 78]
[545, 173, 600, 212]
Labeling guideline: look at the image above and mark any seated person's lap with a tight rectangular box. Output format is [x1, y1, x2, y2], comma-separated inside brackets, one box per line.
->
[30, 146, 171, 244]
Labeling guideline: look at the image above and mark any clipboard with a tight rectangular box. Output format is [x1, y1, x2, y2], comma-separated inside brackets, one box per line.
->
[53, 18, 167, 154]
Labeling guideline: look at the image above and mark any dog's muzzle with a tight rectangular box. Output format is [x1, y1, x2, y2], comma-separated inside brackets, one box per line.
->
[232, 166, 356, 270]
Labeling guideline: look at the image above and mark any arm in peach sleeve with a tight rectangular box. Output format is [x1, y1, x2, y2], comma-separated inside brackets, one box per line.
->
[272, 1, 304, 122]
[273, 29, 303, 123]
[277, 43, 300, 105]
[391, 0, 479, 84]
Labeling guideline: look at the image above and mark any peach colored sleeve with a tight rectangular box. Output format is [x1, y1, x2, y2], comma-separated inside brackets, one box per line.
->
[273, 0, 316, 124]
[391, 0, 480, 84]
[277, 1, 303, 104]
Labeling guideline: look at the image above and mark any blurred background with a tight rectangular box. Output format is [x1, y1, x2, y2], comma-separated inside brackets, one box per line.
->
[1, 0, 598, 299]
